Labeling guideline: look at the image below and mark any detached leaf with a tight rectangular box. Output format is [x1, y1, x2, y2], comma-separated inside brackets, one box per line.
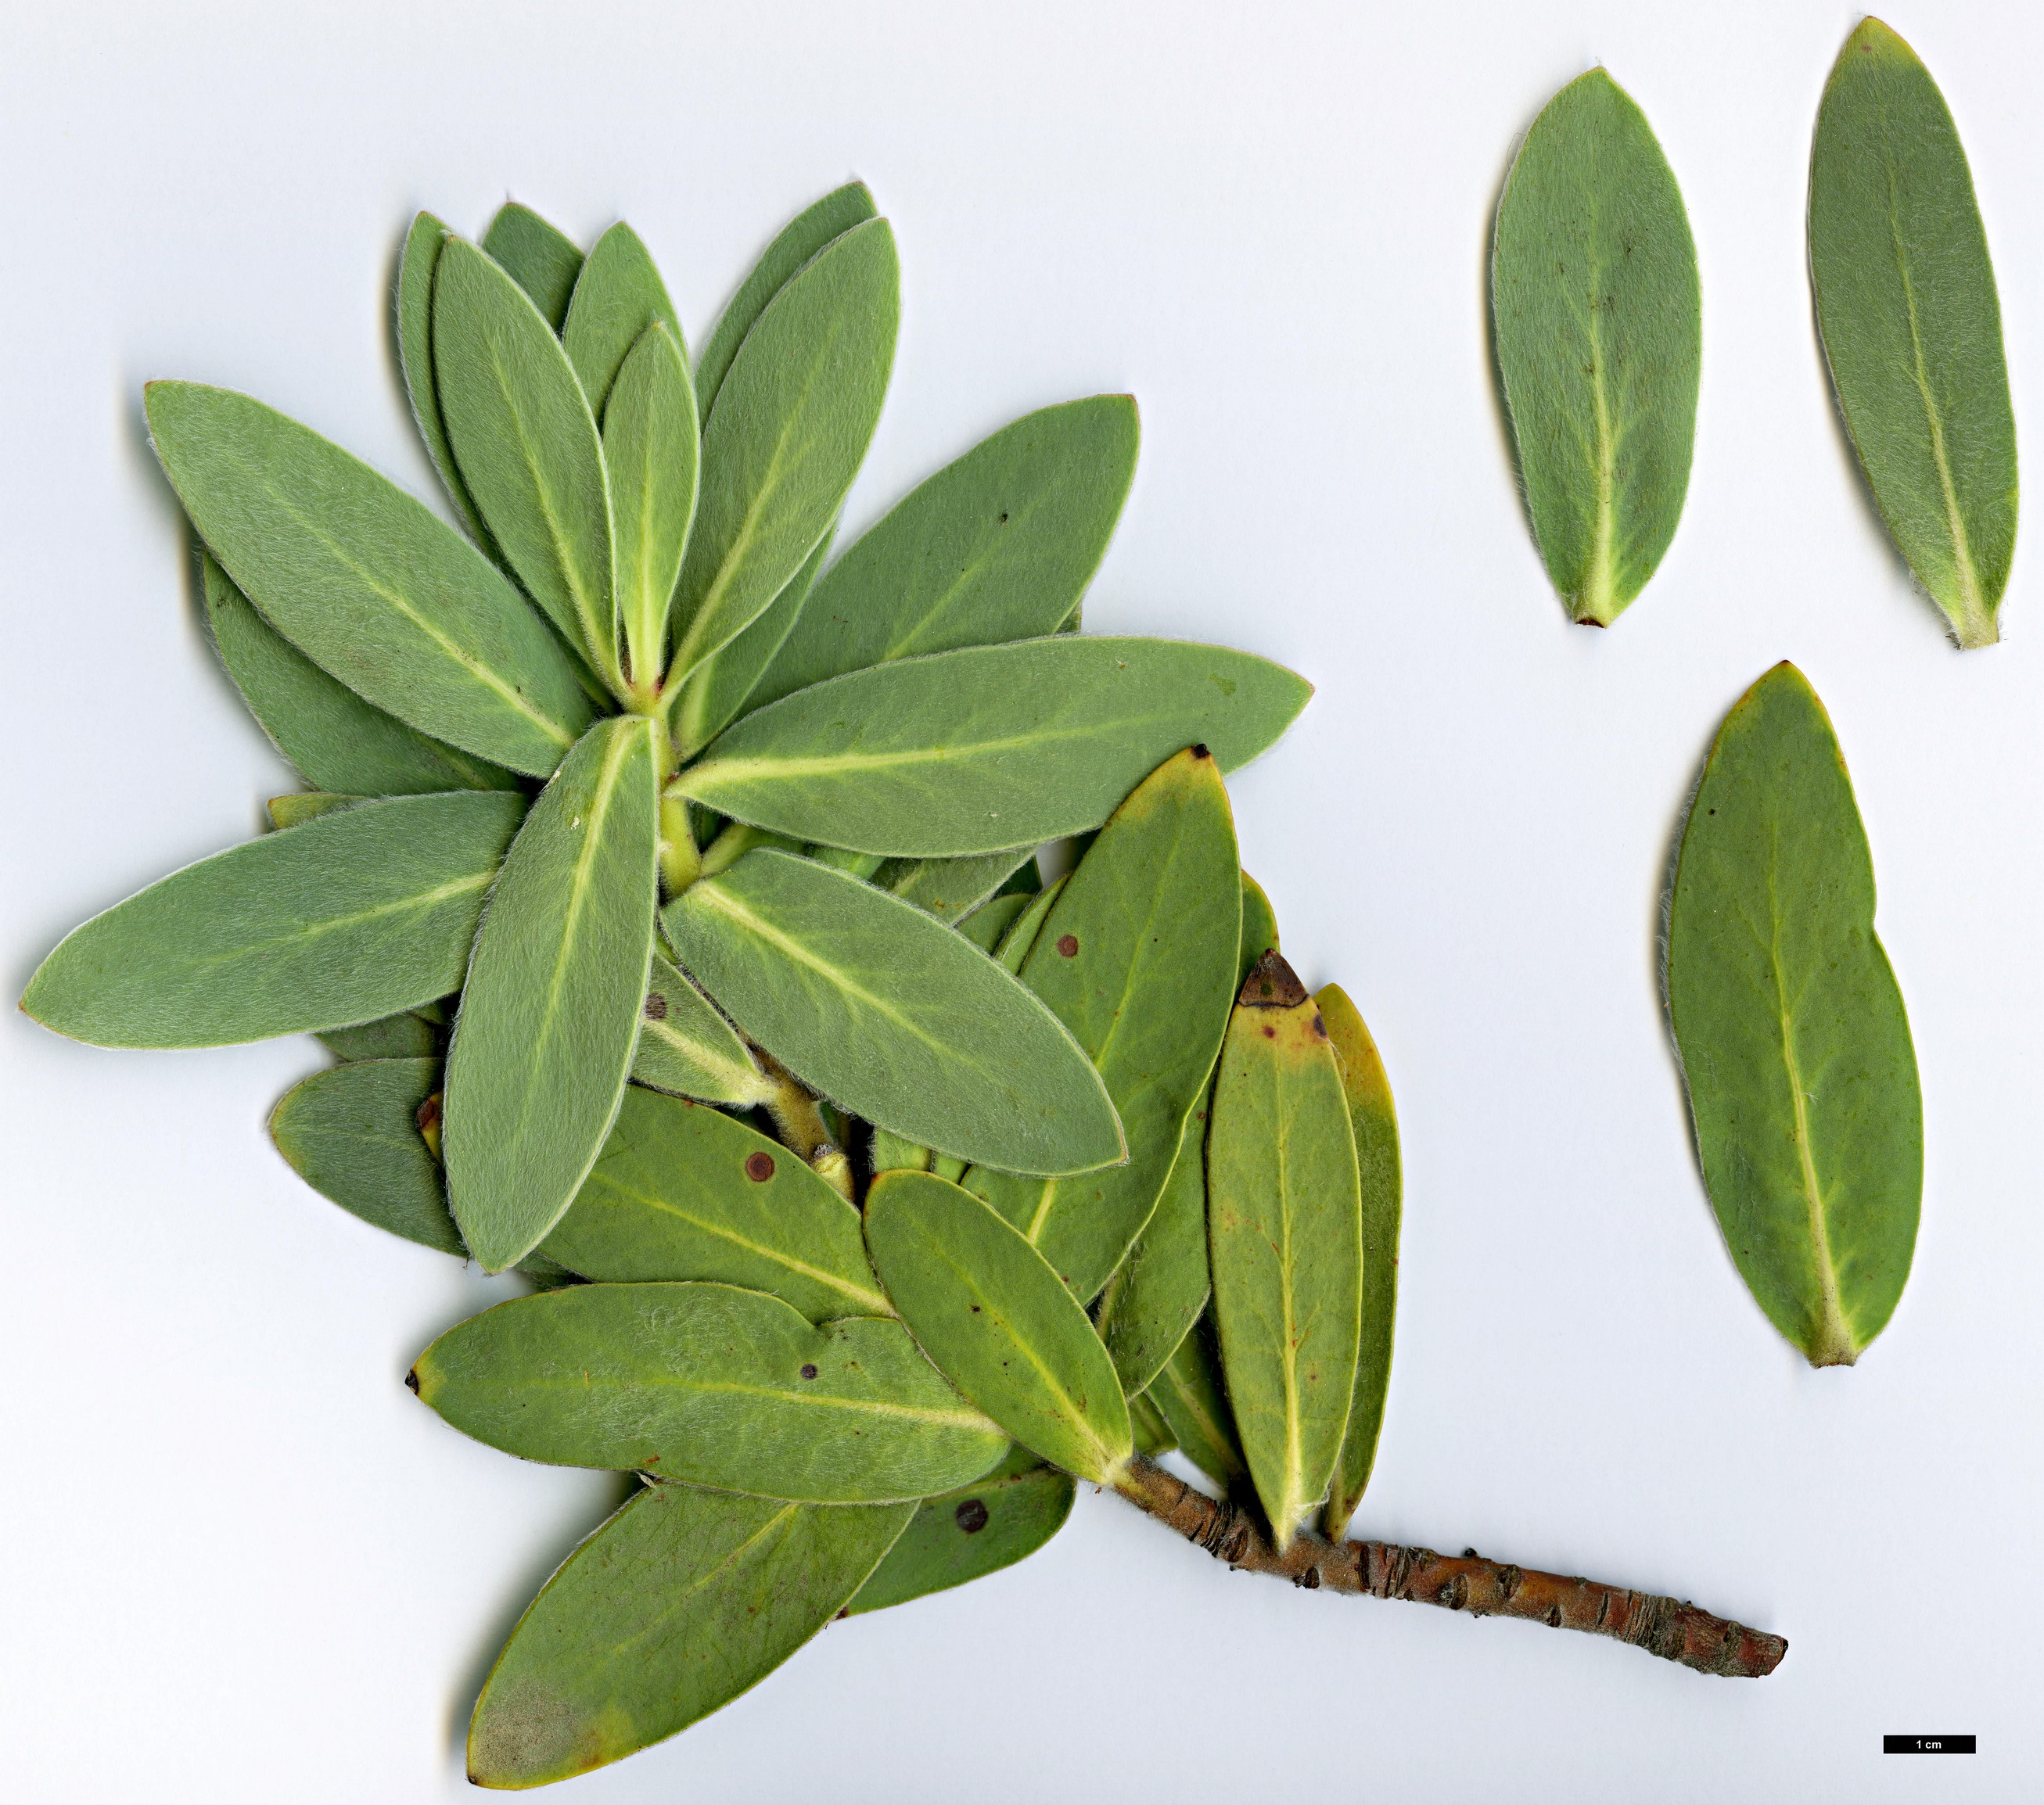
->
[1810, 18, 2017, 648]
[411, 1281, 1006, 1501]
[271, 1057, 458, 1254]
[444, 716, 661, 1272]
[395, 213, 492, 547]
[679, 636, 1311, 857]
[22, 792, 523, 1047]
[1147, 1315, 1246, 1494]
[562, 221, 684, 412]
[541, 1086, 889, 1320]
[662, 849, 1123, 1178]
[1208, 953, 1362, 1548]
[630, 950, 771, 1107]
[603, 324, 699, 694]
[695, 181, 876, 421]
[145, 382, 595, 777]
[843, 1447, 1075, 1615]
[1094, 1103, 1210, 1395]
[1317, 983, 1402, 1539]
[468, 1481, 909, 1789]
[967, 748, 1241, 1300]
[865, 1172, 1133, 1484]
[481, 201, 584, 329]
[435, 239, 619, 680]
[1492, 70, 1701, 625]
[665, 218, 899, 686]
[745, 395, 1141, 713]
[1665, 662, 1921, 1366]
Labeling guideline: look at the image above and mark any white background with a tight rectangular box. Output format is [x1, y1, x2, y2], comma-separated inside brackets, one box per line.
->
[2, 2, 2037, 1798]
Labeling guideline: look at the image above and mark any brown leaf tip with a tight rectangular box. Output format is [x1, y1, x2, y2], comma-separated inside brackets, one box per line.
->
[1191, 742, 1211, 759]
[1238, 949, 1307, 1009]
[404, 1369, 420, 1394]
[745, 1151, 776, 1182]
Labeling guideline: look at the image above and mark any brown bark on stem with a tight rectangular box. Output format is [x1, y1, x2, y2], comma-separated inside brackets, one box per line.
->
[1110, 1454, 1785, 1678]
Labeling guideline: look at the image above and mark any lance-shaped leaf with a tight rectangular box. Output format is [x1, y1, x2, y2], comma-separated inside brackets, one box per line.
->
[1209, 953, 1362, 1548]
[1239, 870, 1279, 980]
[411, 1281, 1006, 1500]
[843, 1446, 1076, 1616]
[1809, 18, 2017, 649]
[540, 1086, 889, 1320]
[967, 748, 1240, 1299]
[444, 715, 661, 1272]
[1317, 983, 1402, 1538]
[469, 1481, 907, 1789]
[679, 637, 1310, 857]
[1094, 1104, 1210, 1395]
[864, 1172, 1132, 1484]
[1492, 69, 1700, 626]
[1149, 1315, 1247, 1495]
[22, 791, 523, 1047]
[696, 181, 877, 422]
[956, 891, 1032, 954]
[562, 221, 684, 413]
[145, 383, 595, 776]
[603, 323, 699, 689]
[663, 850, 1122, 1177]
[201, 553, 519, 796]
[481, 201, 584, 330]
[317, 1009, 440, 1062]
[744, 395, 1141, 715]
[995, 877, 1064, 974]
[435, 239, 619, 681]
[664, 218, 899, 687]
[395, 212, 492, 548]
[630, 951, 772, 1107]
[1665, 662, 1921, 1366]
[668, 526, 833, 760]
[271, 1056, 460, 1254]
[875, 848, 1039, 927]
[266, 792, 363, 830]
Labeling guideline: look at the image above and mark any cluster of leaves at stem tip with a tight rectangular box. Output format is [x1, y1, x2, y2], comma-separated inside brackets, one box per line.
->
[20, 185, 1418, 1785]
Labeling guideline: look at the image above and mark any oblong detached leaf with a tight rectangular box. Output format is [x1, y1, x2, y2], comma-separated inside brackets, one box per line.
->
[468, 1480, 909, 1789]
[541, 1086, 889, 1320]
[1809, 17, 2017, 649]
[411, 1280, 1006, 1501]
[145, 382, 595, 776]
[864, 1171, 1132, 1484]
[662, 849, 1123, 1178]
[562, 220, 685, 413]
[395, 212, 492, 548]
[444, 715, 661, 1272]
[678, 636, 1312, 857]
[1665, 662, 1921, 1367]
[1492, 69, 1700, 625]
[603, 323, 699, 693]
[22, 791, 524, 1048]
[270, 1057, 460, 1254]
[481, 201, 584, 330]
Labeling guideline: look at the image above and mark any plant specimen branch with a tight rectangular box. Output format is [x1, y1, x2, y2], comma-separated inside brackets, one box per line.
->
[1110, 1454, 1787, 1679]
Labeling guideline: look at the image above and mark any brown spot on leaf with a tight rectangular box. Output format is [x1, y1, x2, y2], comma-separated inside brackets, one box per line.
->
[1261, 1025, 1276, 1038]
[1238, 949, 1307, 1009]
[415, 1093, 442, 1135]
[1191, 742, 1210, 759]
[1056, 934, 1079, 957]
[745, 1151, 775, 1182]
[955, 1498, 990, 1534]
[800, 1363, 818, 1380]
[643, 991, 670, 1021]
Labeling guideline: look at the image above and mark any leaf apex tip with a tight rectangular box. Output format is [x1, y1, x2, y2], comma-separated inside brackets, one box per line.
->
[1238, 949, 1307, 1009]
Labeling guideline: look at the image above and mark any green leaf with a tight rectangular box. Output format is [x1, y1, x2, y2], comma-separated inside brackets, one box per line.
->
[664, 218, 899, 687]
[271, 1057, 462, 1254]
[1665, 662, 1921, 1366]
[317, 1009, 440, 1061]
[679, 637, 1311, 856]
[695, 181, 877, 421]
[411, 1280, 1006, 1500]
[1147, 1314, 1246, 1494]
[1128, 1390, 1176, 1456]
[668, 522, 833, 760]
[630, 950, 772, 1106]
[1207, 953, 1362, 1548]
[662, 849, 1123, 1177]
[265, 792, 365, 831]
[1317, 983, 1401, 1539]
[1093, 1103, 1210, 1395]
[870, 1132, 932, 1176]
[864, 1171, 1132, 1484]
[965, 748, 1240, 1299]
[1809, 18, 2017, 649]
[842, 1446, 1075, 1615]
[395, 213, 493, 548]
[956, 890, 1032, 953]
[202, 552, 520, 796]
[444, 715, 662, 1272]
[468, 1480, 909, 1789]
[875, 849, 1039, 928]
[1492, 69, 1700, 626]
[1238, 870, 1279, 982]
[743, 396, 1141, 715]
[562, 221, 684, 413]
[994, 877, 1064, 974]
[145, 382, 595, 777]
[603, 322, 699, 692]
[22, 791, 524, 1047]
[434, 239, 620, 684]
[540, 1086, 889, 1319]
[481, 201, 584, 330]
